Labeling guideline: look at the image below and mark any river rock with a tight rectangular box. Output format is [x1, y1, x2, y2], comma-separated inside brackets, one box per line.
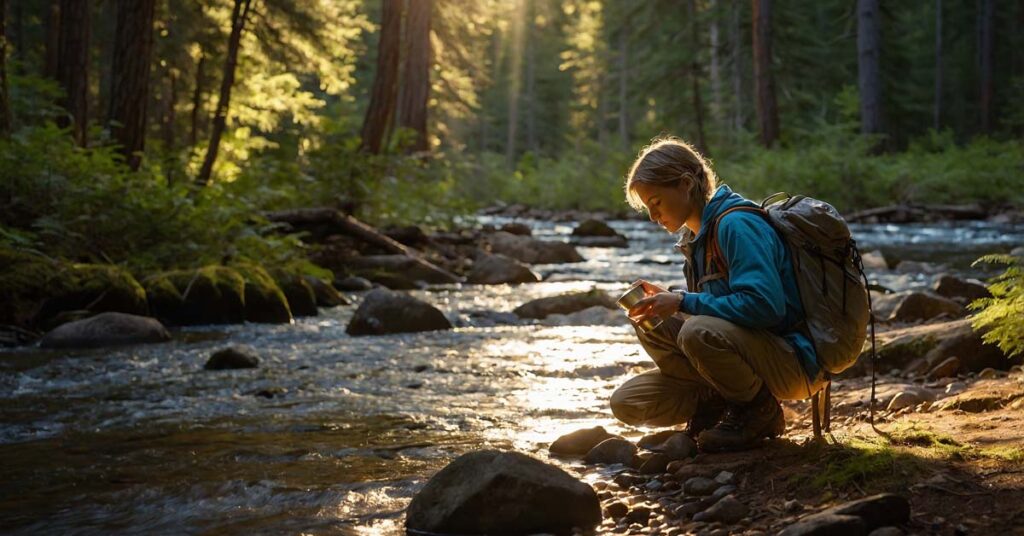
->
[271, 270, 318, 317]
[513, 288, 616, 319]
[860, 250, 889, 271]
[1012, 246, 1024, 258]
[484, 231, 584, 264]
[888, 291, 964, 322]
[779, 514, 866, 536]
[549, 426, 617, 455]
[683, 476, 720, 496]
[926, 356, 961, 380]
[346, 254, 459, 286]
[692, 495, 747, 524]
[921, 322, 1016, 375]
[823, 493, 910, 531]
[571, 235, 630, 248]
[932, 274, 990, 304]
[346, 289, 451, 336]
[205, 345, 260, 370]
[500, 222, 532, 236]
[145, 265, 247, 326]
[405, 450, 601, 534]
[334, 276, 374, 291]
[640, 431, 697, 461]
[886, 389, 933, 411]
[584, 437, 637, 465]
[233, 263, 293, 323]
[638, 453, 671, 474]
[302, 275, 349, 307]
[572, 219, 620, 237]
[935, 382, 1024, 412]
[870, 291, 904, 321]
[466, 253, 540, 285]
[39, 312, 171, 349]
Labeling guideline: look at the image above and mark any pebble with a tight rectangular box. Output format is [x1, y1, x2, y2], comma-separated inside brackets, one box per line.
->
[711, 484, 737, 500]
[626, 506, 653, 524]
[585, 438, 638, 465]
[693, 495, 748, 524]
[640, 453, 671, 474]
[944, 381, 967, 395]
[606, 501, 629, 519]
[977, 367, 1000, 379]
[644, 480, 663, 491]
[714, 470, 735, 485]
[550, 426, 617, 455]
[614, 473, 646, 488]
[684, 476, 721, 496]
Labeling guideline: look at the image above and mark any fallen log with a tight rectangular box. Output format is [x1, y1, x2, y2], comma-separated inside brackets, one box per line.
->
[264, 208, 459, 284]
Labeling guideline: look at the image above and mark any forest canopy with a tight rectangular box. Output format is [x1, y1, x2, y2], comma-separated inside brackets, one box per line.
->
[0, 0, 1022, 272]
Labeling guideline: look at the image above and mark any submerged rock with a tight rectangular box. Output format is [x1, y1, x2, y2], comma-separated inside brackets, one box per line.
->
[205, 345, 260, 370]
[549, 426, 617, 456]
[571, 235, 629, 248]
[584, 437, 637, 465]
[39, 312, 170, 349]
[405, 450, 601, 534]
[513, 288, 616, 319]
[484, 231, 584, 264]
[334, 275, 374, 291]
[346, 288, 451, 336]
[466, 253, 540, 285]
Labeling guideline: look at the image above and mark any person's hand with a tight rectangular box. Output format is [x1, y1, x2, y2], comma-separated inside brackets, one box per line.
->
[627, 280, 681, 324]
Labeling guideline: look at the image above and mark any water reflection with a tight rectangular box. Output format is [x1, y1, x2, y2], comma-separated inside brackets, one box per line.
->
[1, 217, 1021, 533]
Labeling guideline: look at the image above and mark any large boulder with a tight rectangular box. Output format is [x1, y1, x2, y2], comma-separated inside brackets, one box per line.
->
[466, 253, 540, 285]
[1, 249, 148, 330]
[841, 320, 960, 377]
[346, 288, 452, 336]
[484, 231, 584, 264]
[345, 254, 458, 287]
[887, 291, 965, 322]
[232, 263, 293, 324]
[144, 265, 247, 326]
[932, 274, 990, 304]
[406, 450, 601, 534]
[572, 219, 620, 237]
[271, 270, 319, 317]
[513, 288, 616, 319]
[39, 312, 171, 349]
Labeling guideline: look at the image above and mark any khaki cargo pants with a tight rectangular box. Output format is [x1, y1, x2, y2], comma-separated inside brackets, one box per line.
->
[610, 314, 827, 426]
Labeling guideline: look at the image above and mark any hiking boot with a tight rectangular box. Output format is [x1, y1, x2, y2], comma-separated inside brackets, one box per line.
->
[697, 384, 785, 453]
[685, 393, 727, 439]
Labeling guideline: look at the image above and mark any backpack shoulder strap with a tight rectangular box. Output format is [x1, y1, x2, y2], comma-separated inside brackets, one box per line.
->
[705, 205, 770, 282]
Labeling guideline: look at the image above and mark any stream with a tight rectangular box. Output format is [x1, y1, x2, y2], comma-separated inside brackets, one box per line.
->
[1, 218, 1021, 535]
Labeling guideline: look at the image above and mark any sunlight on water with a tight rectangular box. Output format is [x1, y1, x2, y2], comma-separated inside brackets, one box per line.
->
[1, 217, 1021, 533]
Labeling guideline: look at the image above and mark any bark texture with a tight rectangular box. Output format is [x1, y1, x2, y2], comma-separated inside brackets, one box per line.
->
[857, 0, 883, 137]
[56, 0, 90, 146]
[751, 0, 778, 147]
[397, 0, 432, 153]
[107, 0, 157, 171]
[360, 0, 403, 154]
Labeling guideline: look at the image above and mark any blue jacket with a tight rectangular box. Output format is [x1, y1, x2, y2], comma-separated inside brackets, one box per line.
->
[676, 185, 819, 380]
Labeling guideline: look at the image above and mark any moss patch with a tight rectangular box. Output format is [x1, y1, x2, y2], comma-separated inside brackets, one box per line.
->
[232, 263, 292, 324]
[144, 266, 246, 326]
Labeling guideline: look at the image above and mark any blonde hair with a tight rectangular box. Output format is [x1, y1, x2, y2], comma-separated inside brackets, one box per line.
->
[624, 136, 718, 212]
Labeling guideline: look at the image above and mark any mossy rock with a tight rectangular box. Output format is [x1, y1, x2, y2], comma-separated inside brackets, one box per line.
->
[302, 275, 348, 307]
[270, 269, 318, 317]
[0, 248, 147, 329]
[144, 265, 246, 326]
[232, 263, 292, 324]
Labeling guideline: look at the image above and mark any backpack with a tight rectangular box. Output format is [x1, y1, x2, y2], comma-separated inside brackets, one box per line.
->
[705, 193, 877, 438]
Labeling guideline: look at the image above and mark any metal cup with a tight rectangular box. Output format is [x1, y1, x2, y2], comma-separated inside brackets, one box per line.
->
[617, 283, 663, 332]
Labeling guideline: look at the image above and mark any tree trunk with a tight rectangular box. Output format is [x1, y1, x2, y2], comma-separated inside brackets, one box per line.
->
[194, 0, 251, 188]
[524, 0, 537, 153]
[751, 0, 778, 148]
[0, 0, 11, 137]
[709, 0, 723, 124]
[189, 51, 205, 147]
[55, 0, 90, 146]
[933, 0, 942, 130]
[359, 0, 403, 154]
[977, 0, 994, 133]
[731, 0, 744, 133]
[44, 1, 59, 80]
[617, 22, 630, 150]
[107, 0, 156, 171]
[689, 0, 708, 155]
[397, 0, 431, 153]
[857, 0, 883, 140]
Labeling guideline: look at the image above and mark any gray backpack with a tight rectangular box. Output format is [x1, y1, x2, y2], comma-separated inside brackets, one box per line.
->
[706, 193, 874, 437]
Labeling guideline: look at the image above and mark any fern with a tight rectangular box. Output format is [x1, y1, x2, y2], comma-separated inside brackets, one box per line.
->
[969, 254, 1024, 358]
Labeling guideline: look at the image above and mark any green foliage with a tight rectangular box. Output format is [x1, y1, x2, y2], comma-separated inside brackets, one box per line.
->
[969, 254, 1024, 359]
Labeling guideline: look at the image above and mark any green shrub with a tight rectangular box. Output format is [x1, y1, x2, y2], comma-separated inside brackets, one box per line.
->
[969, 254, 1024, 358]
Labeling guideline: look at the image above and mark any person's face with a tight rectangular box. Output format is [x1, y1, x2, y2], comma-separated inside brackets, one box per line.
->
[632, 180, 697, 234]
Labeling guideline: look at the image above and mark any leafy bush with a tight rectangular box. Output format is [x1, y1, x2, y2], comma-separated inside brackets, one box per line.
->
[969, 254, 1024, 358]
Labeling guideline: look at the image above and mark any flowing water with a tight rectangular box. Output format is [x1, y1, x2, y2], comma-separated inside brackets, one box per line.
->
[2, 218, 1022, 535]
